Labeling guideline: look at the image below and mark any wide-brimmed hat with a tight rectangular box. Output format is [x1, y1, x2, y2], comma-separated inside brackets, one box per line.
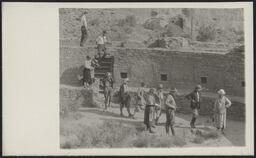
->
[123, 78, 129, 83]
[195, 84, 202, 90]
[106, 72, 111, 76]
[149, 88, 155, 93]
[102, 30, 107, 34]
[169, 87, 177, 93]
[157, 84, 163, 89]
[217, 89, 226, 95]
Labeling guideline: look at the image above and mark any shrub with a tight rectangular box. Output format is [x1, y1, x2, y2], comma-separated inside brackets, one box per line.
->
[89, 18, 100, 26]
[151, 10, 158, 17]
[196, 25, 216, 42]
[118, 15, 137, 27]
[193, 136, 205, 144]
[133, 133, 186, 148]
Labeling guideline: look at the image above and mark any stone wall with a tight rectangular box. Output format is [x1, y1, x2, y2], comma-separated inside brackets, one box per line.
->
[60, 46, 244, 96]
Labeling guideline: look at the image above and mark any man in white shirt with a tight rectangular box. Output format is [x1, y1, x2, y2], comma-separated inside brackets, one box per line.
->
[79, 11, 89, 47]
[96, 30, 108, 58]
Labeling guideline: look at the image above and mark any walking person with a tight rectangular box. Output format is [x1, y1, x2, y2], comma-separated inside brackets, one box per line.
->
[102, 72, 114, 111]
[133, 82, 146, 118]
[119, 78, 133, 117]
[79, 11, 89, 47]
[83, 55, 93, 87]
[213, 89, 232, 134]
[155, 84, 164, 125]
[96, 30, 110, 58]
[165, 87, 178, 136]
[144, 88, 157, 133]
[185, 85, 203, 128]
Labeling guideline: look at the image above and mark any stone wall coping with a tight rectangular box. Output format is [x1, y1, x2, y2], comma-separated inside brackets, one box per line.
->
[60, 45, 229, 55]
[60, 84, 245, 104]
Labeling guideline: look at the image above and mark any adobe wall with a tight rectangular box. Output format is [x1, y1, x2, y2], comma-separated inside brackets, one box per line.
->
[60, 47, 244, 96]
[112, 48, 244, 96]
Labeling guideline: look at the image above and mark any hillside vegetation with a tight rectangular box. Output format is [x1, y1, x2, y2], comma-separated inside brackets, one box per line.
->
[59, 8, 244, 48]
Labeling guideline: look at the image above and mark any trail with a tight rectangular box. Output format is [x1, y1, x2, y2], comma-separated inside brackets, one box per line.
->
[75, 104, 233, 147]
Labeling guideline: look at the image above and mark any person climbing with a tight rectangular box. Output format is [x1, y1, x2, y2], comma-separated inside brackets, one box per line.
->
[155, 84, 164, 125]
[96, 30, 109, 58]
[213, 89, 232, 134]
[144, 88, 157, 133]
[83, 55, 93, 87]
[79, 11, 89, 47]
[185, 85, 203, 128]
[119, 78, 133, 117]
[102, 72, 114, 111]
[165, 87, 178, 136]
[133, 82, 146, 118]
[90, 54, 100, 84]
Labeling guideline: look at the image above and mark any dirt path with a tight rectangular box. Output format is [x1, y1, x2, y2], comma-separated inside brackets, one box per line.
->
[75, 105, 233, 147]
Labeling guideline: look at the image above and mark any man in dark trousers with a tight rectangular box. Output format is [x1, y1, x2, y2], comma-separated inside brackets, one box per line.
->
[79, 11, 89, 47]
[185, 85, 203, 128]
[102, 72, 114, 111]
[165, 87, 178, 136]
[119, 78, 133, 117]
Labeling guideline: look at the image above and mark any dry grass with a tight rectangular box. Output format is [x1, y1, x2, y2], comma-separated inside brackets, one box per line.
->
[192, 130, 221, 144]
[132, 133, 186, 148]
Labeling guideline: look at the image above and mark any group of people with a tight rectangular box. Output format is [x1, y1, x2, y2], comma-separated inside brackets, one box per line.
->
[79, 10, 232, 136]
[100, 74, 232, 136]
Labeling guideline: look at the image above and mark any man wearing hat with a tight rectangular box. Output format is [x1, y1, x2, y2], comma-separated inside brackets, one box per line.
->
[165, 87, 178, 136]
[155, 84, 164, 125]
[119, 78, 133, 117]
[102, 72, 114, 110]
[133, 82, 147, 118]
[144, 88, 157, 133]
[185, 84, 203, 128]
[96, 30, 108, 58]
[213, 89, 231, 134]
[79, 11, 89, 47]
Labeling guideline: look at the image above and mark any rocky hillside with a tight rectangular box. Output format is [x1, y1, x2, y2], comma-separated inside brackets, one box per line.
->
[59, 8, 244, 48]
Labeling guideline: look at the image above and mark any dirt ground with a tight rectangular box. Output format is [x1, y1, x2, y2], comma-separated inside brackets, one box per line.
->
[176, 113, 245, 146]
[60, 103, 235, 148]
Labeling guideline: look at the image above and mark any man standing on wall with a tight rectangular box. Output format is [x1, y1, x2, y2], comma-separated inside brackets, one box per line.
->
[102, 72, 114, 111]
[79, 11, 89, 47]
[185, 85, 203, 128]
[119, 78, 133, 117]
[96, 30, 109, 58]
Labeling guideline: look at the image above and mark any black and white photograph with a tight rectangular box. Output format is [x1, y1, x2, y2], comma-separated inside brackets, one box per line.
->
[2, 2, 253, 156]
[60, 7, 246, 148]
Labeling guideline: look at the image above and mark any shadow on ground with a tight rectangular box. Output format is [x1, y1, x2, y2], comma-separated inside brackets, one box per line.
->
[60, 65, 84, 87]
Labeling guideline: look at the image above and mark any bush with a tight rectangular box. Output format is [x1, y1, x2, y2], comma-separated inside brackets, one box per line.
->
[118, 15, 137, 27]
[193, 136, 205, 144]
[61, 120, 137, 148]
[89, 18, 100, 26]
[196, 25, 216, 42]
[151, 10, 158, 17]
[133, 133, 186, 148]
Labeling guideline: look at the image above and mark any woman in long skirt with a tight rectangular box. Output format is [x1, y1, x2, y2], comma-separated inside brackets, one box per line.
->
[144, 88, 156, 133]
[213, 89, 232, 134]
